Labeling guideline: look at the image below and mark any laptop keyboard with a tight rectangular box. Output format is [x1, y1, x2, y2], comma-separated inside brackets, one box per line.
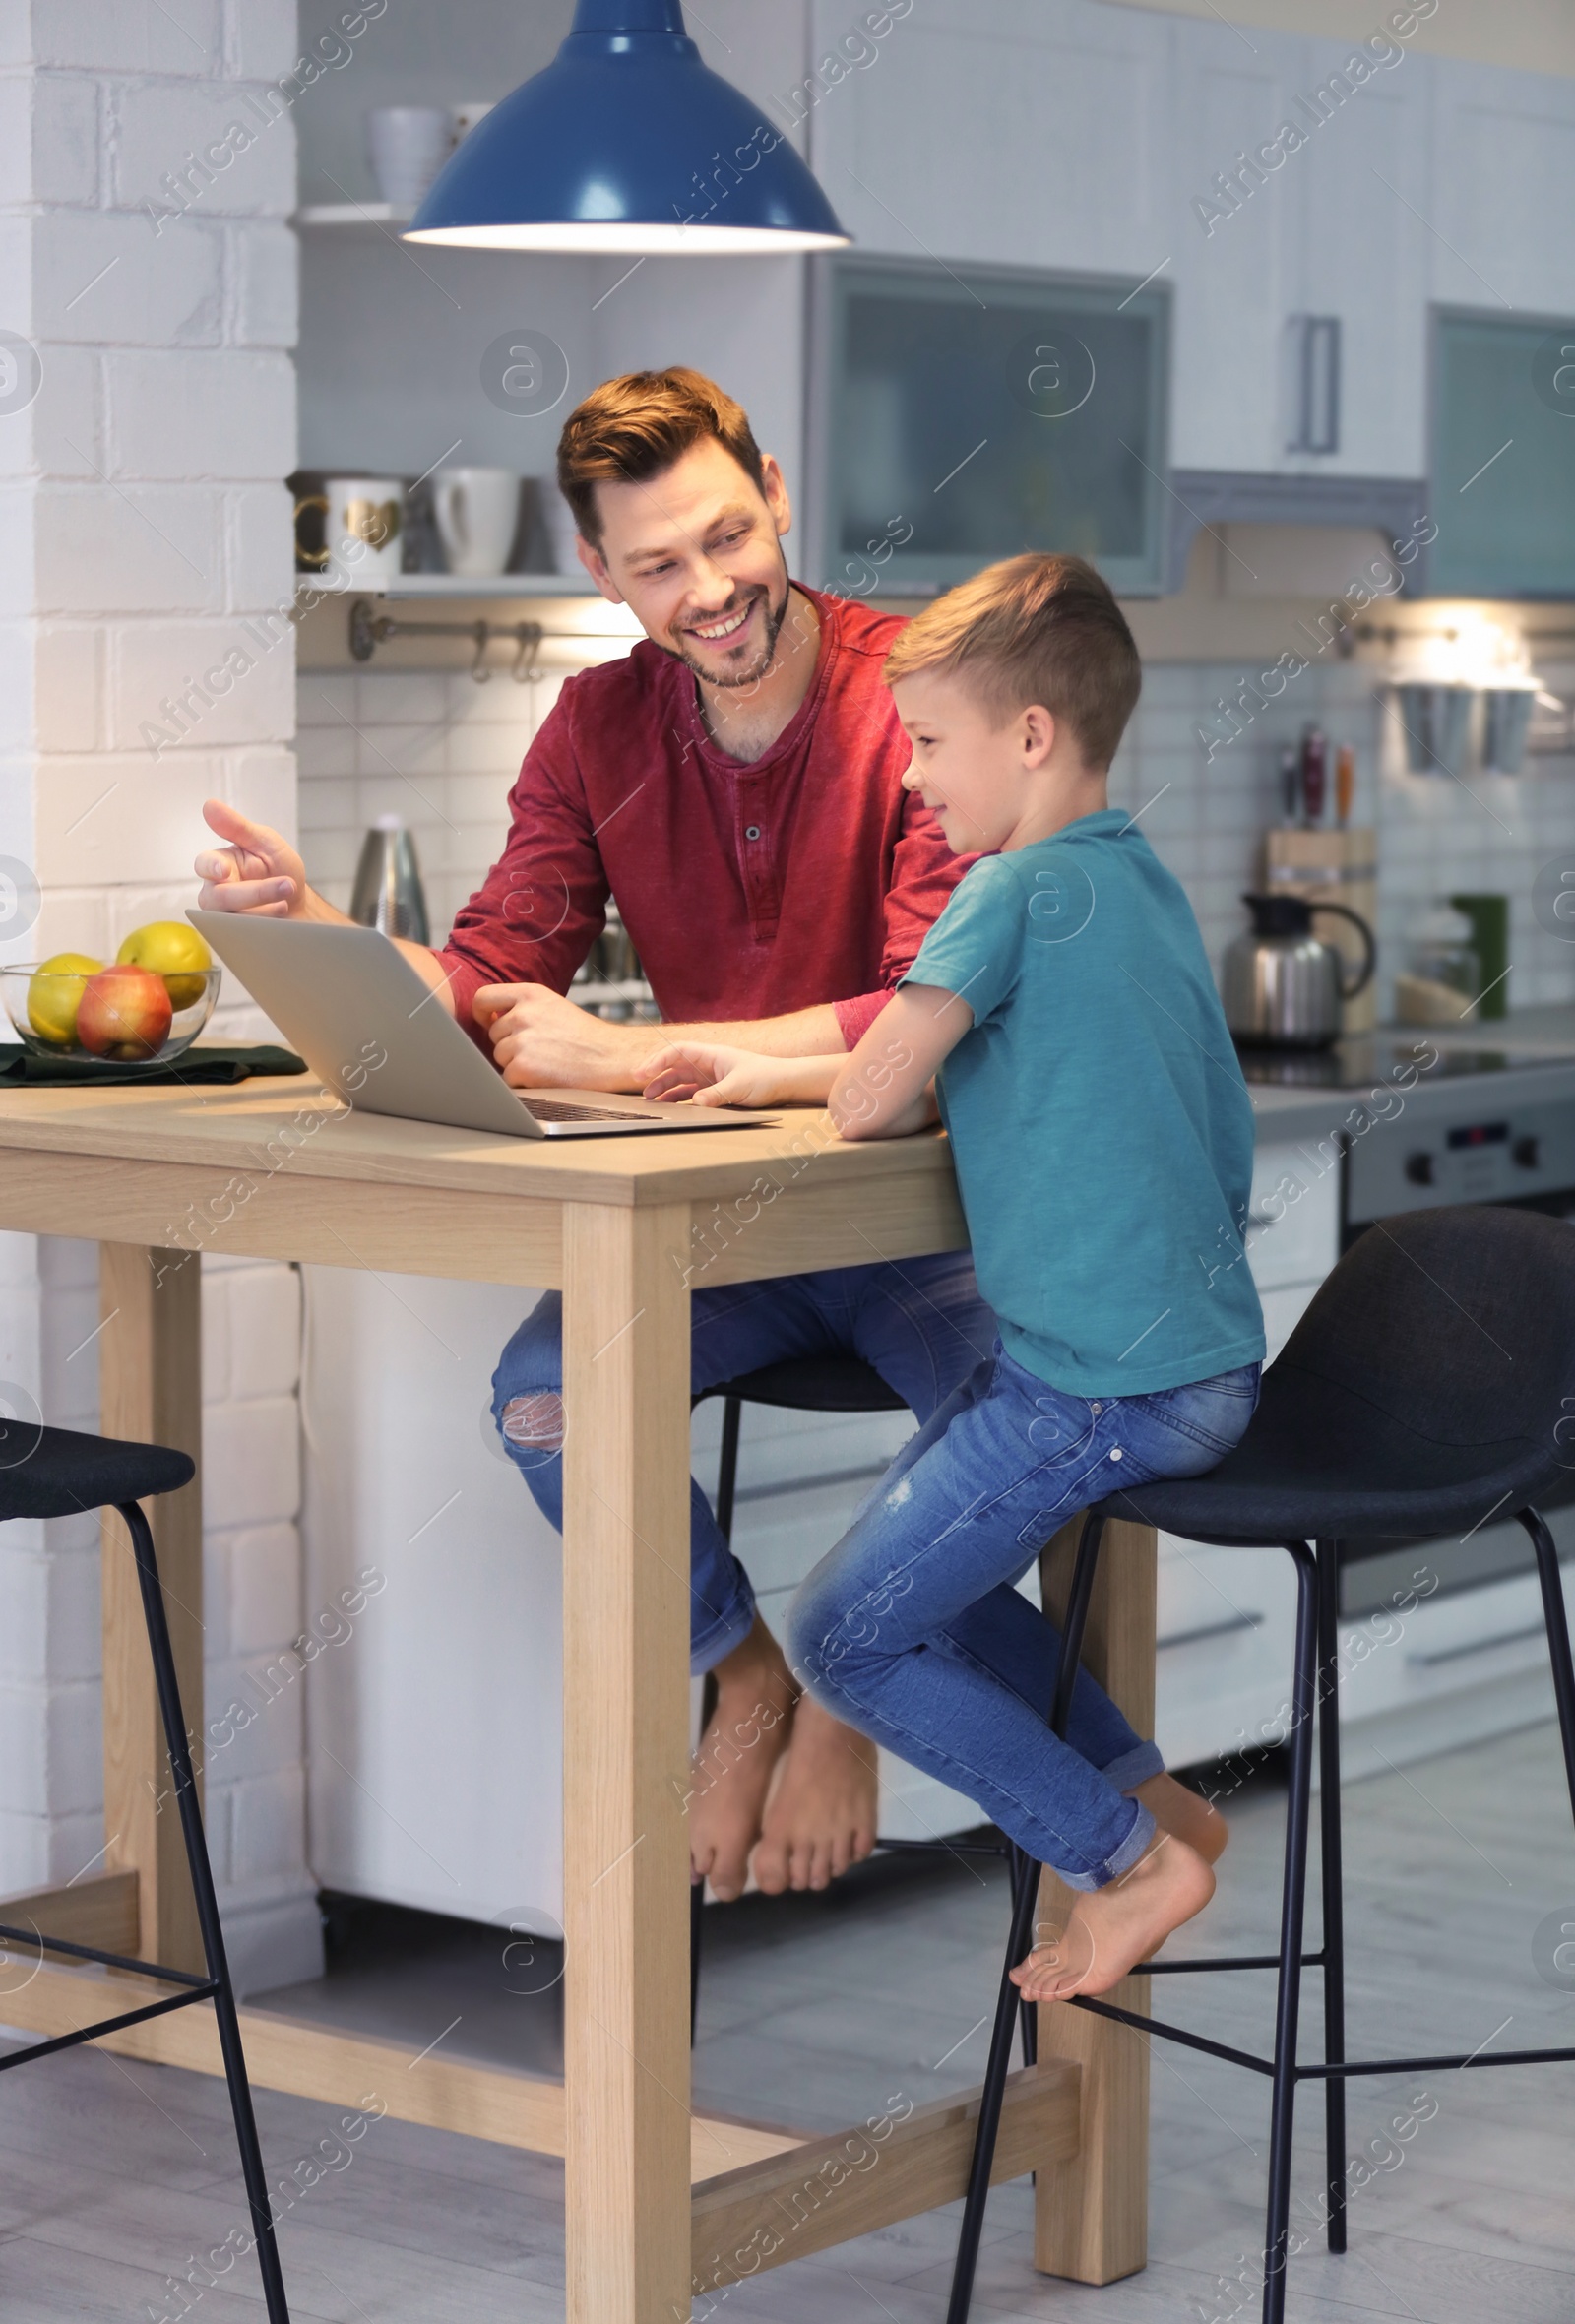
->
[528, 1098, 660, 1123]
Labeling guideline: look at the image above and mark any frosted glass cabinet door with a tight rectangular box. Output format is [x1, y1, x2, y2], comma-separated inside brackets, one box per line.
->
[813, 258, 1169, 597]
[1430, 310, 1575, 597]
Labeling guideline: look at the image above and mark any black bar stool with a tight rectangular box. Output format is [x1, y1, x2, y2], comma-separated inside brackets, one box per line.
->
[949, 1205, 1575, 2324]
[688, 1355, 1018, 2043]
[0, 1419, 291, 2321]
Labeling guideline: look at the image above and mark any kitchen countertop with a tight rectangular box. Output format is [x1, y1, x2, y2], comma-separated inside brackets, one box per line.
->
[1246, 1005, 1575, 1148]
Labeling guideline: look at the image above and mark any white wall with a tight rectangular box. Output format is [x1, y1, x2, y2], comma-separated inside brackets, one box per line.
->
[0, 0, 320, 1990]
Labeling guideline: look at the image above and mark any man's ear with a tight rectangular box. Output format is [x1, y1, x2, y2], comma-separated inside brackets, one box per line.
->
[760, 452, 793, 540]
[576, 530, 625, 606]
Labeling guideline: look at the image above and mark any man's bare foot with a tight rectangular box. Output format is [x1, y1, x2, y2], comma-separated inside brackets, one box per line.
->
[1132, 1772, 1228, 1865]
[1009, 1833, 1216, 2002]
[750, 1696, 879, 1895]
[688, 1617, 797, 1902]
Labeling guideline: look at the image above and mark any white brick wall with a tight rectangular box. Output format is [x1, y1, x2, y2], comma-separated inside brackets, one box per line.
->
[0, 2, 318, 1991]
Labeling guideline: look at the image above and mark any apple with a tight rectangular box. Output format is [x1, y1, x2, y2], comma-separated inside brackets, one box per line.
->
[27, 952, 103, 1046]
[116, 920, 213, 1010]
[76, 966, 174, 1060]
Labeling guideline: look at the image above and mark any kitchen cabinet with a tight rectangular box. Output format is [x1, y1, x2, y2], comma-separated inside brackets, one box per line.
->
[811, 0, 1575, 547]
[811, 255, 1169, 595]
[1427, 309, 1575, 599]
[1152, 1138, 1338, 1772]
[1427, 55, 1575, 321]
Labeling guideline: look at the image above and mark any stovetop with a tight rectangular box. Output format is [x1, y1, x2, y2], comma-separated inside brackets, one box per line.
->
[1235, 1035, 1575, 1091]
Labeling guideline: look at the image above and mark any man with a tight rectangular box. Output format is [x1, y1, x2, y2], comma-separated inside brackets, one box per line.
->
[196, 367, 993, 1904]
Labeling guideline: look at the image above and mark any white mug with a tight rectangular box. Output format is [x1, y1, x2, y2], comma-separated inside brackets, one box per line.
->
[302, 476, 405, 590]
[433, 468, 521, 579]
[364, 106, 454, 212]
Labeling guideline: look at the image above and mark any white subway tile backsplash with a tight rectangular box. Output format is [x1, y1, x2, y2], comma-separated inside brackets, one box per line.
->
[295, 722, 355, 781]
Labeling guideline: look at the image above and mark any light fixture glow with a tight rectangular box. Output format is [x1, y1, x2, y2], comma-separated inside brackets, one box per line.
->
[405, 0, 850, 257]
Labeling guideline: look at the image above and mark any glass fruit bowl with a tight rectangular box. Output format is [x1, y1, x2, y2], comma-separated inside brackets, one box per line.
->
[1, 964, 221, 1064]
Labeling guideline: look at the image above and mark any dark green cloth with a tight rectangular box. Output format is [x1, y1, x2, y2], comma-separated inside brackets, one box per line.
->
[0, 1043, 307, 1088]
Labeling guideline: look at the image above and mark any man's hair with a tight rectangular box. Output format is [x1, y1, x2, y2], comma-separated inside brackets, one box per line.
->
[882, 553, 1141, 771]
[556, 367, 768, 548]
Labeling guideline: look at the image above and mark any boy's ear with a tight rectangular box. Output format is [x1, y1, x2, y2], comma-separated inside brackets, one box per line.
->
[1020, 703, 1056, 765]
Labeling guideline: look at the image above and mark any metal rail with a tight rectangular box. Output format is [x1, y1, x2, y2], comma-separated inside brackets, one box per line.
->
[348, 597, 593, 683]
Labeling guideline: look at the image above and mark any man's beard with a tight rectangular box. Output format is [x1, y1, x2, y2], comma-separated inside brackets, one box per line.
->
[665, 567, 791, 690]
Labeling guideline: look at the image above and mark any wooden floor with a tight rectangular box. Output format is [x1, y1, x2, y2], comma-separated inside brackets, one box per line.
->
[3, 1720, 1574, 2321]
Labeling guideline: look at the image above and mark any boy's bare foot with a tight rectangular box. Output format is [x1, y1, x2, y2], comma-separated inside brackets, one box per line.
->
[1009, 1832, 1215, 2002]
[1132, 1771, 1228, 1865]
[751, 1696, 879, 1894]
[688, 1616, 797, 1903]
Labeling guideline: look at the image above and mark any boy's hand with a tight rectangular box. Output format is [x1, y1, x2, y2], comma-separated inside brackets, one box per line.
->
[643, 1042, 824, 1109]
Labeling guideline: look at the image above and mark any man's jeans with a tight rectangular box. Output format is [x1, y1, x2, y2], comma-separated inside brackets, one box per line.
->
[491, 1254, 997, 1669]
[788, 1349, 1261, 1890]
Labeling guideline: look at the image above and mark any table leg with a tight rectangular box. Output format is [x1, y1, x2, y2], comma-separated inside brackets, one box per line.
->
[1033, 1515, 1156, 2284]
[98, 1244, 206, 1976]
[562, 1202, 693, 2324]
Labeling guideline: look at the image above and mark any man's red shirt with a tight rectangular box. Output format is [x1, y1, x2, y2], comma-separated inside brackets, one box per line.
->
[438, 587, 970, 1055]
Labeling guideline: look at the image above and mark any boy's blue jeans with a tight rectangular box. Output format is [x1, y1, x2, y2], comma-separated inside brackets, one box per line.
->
[788, 1346, 1261, 1891]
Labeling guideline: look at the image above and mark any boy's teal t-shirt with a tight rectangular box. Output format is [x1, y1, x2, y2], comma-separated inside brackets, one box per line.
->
[903, 808, 1265, 1397]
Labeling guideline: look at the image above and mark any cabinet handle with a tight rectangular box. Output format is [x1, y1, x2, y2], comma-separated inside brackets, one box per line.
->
[1158, 1611, 1263, 1652]
[1407, 1619, 1545, 1669]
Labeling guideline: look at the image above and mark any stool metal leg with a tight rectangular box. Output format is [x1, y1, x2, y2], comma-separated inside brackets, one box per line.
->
[1262, 1540, 1318, 2324]
[690, 1404, 742, 2045]
[1519, 1508, 1575, 1830]
[691, 1668, 719, 2046]
[715, 1394, 743, 1545]
[1315, 1539, 1347, 2256]
[945, 1510, 1105, 2324]
[120, 1501, 291, 2324]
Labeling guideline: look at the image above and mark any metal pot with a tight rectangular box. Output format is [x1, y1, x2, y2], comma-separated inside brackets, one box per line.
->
[1222, 892, 1376, 1050]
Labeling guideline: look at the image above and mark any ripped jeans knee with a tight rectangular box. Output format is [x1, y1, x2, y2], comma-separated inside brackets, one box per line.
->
[500, 1392, 565, 1453]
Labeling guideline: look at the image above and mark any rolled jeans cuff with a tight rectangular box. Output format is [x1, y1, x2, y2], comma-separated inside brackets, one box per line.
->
[690, 1576, 757, 1677]
[1058, 1797, 1157, 1894]
[1104, 1740, 1166, 1793]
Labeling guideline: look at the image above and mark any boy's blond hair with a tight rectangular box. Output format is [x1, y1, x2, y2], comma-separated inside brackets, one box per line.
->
[882, 553, 1141, 771]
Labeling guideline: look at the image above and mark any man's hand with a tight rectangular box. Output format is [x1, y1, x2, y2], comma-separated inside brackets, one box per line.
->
[195, 799, 314, 917]
[642, 1041, 833, 1109]
[474, 981, 665, 1093]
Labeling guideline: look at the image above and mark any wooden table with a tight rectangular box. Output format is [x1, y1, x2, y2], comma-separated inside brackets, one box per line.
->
[0, 1077, 1157, 2319]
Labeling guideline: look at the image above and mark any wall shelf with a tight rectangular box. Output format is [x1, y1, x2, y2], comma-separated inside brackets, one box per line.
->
[374, 572, 598, 598]
[295, 202, 411, 228]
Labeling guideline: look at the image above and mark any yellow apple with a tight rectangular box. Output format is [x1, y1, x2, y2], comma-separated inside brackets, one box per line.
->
[27, 952, 103, 1046]
[116, 921, 213, 1010]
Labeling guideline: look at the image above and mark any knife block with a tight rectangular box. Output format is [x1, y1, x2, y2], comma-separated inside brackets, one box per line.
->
[1262, 827, 1378, 1035]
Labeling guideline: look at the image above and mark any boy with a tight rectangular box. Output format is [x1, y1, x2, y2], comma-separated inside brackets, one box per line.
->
[643, 553, 1264, 1996]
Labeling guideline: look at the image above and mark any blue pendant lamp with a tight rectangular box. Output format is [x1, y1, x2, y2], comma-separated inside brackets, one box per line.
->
[405, 0, 850, 253]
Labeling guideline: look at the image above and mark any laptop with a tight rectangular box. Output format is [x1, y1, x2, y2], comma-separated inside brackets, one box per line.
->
[188, 911, 781, 1139]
